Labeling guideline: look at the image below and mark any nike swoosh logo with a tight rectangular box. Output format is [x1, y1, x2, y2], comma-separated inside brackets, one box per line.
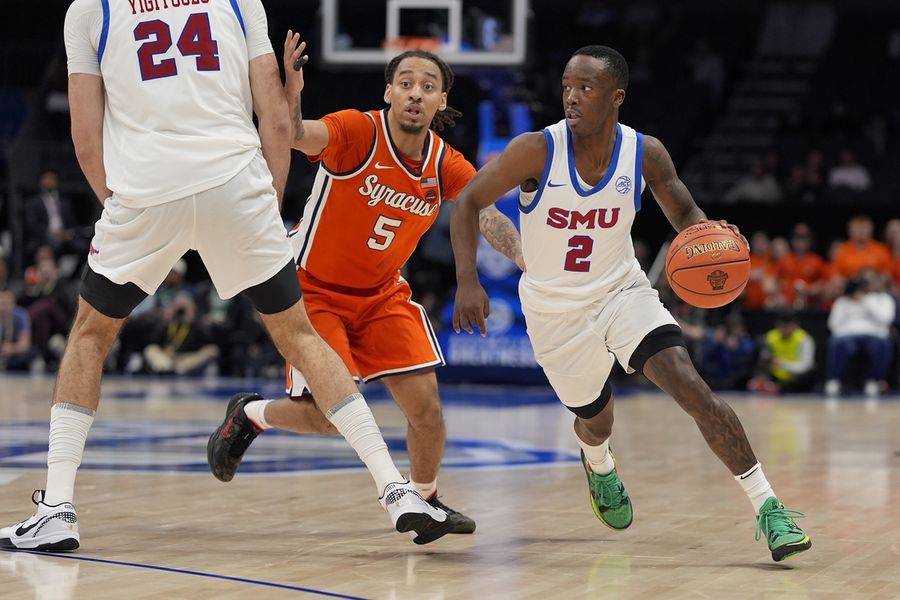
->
[547, 181, 566, 188]
[15, 516, 48, 537]
[374, 162, 393, 170]
[739, 466, 760, 480]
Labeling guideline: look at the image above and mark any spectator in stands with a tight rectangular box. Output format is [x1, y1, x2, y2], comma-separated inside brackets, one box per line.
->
[690, 39, 725, 105]
[116, 259, 194, 373]
[776, 223, 829, 308]
[0, 290, 34, 372]
[683, 312, 757, 390]
[142, 292, 219, 375]
[831, 215, 892, 281]
[748, 310, 816, 394]
[884, 219, 900, 292]
[742, 231, 780, 309]
[0, 256, 16, 294]
[827, 150, 871, 192]
[18, 254, 76, 370]
[723, 159, 782, 204]
[22, 170, 83, 263]
[824, 269, 896, 398]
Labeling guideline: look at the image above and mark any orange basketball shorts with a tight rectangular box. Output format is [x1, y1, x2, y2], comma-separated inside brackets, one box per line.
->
[285, 269, 445, 397]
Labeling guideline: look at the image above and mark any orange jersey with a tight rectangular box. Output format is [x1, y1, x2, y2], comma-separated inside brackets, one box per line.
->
[290, 109, 475, 289]
[743, 254, 779, 309]
[831, 240, 892, 279]
[777, 251, 828, 304]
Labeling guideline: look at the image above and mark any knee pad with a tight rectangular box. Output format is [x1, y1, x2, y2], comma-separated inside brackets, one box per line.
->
[567, 380, 612, 419]
[80, 267, 148, 319]
[243, 261, 301, 314]
[629, 324, 686, 373]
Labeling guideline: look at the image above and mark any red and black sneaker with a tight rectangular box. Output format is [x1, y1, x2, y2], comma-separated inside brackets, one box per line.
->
[207, 393, 264, 482]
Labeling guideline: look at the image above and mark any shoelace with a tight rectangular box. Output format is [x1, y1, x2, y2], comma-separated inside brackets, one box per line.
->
[225, 411, 259, 457]
[591, 473, 626, 508]
[755, 505, 806, 542]
[428, 496, 460, 516]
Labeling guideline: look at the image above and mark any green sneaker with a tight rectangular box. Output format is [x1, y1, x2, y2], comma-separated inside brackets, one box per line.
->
[756, 496, 811, 562]
[580, 450, 633, 530]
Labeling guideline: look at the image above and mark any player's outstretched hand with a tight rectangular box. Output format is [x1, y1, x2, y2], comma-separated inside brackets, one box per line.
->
[283, 30, 307, 96]
[453, 281, 490, 337]
[699, 218, 749, 251]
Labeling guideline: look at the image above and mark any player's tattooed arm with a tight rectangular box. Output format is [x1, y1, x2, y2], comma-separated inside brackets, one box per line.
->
[292, 95, 304, 144]
[643, 136, 706, 232]
[478, 206, 525, 270]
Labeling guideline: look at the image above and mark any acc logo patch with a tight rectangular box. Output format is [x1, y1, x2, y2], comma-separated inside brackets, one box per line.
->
[615, 175, 632, 194]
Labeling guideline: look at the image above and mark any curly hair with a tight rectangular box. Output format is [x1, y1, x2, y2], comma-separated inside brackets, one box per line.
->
[384, 50, 462, 132]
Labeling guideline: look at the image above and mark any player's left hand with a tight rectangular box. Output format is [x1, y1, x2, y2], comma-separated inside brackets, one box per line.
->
[453, 281, 491, 337]
[283, 31, 307, 96]
[700, 218, 749, 251]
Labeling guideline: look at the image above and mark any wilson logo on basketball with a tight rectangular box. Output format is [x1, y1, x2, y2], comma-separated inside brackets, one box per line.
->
[707, 269, 729, 290]
[683, 239, 739, 260]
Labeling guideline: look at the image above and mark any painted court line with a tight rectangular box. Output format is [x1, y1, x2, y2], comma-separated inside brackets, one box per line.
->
[0, 549, 368, 599]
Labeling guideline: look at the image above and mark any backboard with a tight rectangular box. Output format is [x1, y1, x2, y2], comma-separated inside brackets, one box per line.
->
[321, 0, 528, 66]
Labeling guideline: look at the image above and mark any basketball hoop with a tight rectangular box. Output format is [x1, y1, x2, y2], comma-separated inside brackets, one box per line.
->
[383, 36, 443, 53]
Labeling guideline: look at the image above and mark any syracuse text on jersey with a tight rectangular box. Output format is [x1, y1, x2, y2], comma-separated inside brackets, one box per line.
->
[358, 174, 439, 217]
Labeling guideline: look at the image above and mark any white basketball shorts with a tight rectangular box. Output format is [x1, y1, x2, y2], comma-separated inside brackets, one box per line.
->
[88, 152, 293, 299]
[522, 277, 679, 409]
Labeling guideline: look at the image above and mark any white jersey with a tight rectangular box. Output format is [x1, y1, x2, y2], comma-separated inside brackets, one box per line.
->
[64, 0, 274, 207]
[518, 120, 647, 313]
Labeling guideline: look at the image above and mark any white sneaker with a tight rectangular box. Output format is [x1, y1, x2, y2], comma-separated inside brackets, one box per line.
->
[379, 481, 452, 545]
[824, 379, 840, 398]
[0, 490, 80, 552]
[864, 380, 880, 398]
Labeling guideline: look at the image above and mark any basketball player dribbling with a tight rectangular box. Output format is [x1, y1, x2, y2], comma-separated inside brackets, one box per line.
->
[1, 0, 451, 551]
[450, 46, 811, 562]
[206, 34, 524, 534]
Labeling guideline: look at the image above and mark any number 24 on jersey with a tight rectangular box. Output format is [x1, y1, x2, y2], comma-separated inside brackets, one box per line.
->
[134, 13, 220, 81]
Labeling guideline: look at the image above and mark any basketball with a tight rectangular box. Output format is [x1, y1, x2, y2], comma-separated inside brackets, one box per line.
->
[665, 223, 751, 309]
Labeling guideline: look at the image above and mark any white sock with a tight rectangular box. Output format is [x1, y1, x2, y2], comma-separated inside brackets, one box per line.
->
[44, 403, 95, 506]
[735, 462, 775, 513]
[412, 478, 437, 500]
[326, 393, 403, 493]
[243, 399, 273, 430]
[576, 436, 615, 475]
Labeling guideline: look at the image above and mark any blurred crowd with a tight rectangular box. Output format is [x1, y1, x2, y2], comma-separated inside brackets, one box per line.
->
[2, 166, 899, 400]
[669, 214, 900, 398]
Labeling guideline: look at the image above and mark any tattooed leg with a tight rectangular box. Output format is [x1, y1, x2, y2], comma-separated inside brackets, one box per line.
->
[642, 346, 757, 474]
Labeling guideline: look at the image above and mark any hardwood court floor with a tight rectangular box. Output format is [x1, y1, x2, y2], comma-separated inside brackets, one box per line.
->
[1, 375, 899, 599]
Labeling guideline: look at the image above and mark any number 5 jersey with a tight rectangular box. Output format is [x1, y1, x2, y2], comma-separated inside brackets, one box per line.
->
[291, 108, 475, 289]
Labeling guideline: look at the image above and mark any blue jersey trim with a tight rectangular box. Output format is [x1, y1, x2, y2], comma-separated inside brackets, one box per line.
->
[229, 0, 247, 36]
[97, 0, 111, 64]
[566, 123, 622, 197]
[519, 129, 554, 214]
[634, 131, 644, 212]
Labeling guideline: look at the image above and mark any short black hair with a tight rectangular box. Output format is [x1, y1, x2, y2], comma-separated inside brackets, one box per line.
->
[571, 45, 629, 90]
[384, 50, 454, 93]
[383, 50, 461, 132]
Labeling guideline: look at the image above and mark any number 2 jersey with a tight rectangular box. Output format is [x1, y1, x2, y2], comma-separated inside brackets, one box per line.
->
[518, 120, 648, 313]
[64, 0, 272, 207]
[291, 108, 475, 289]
